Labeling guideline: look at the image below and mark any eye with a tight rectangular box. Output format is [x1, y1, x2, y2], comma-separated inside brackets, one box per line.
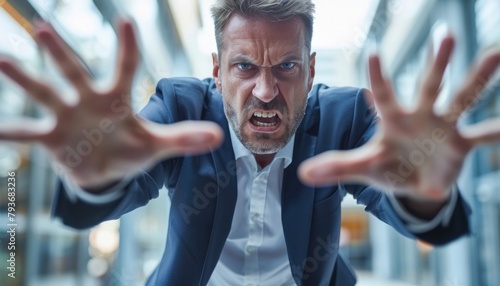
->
[279, 62, 296, 70]
[237, 63, 253, 70]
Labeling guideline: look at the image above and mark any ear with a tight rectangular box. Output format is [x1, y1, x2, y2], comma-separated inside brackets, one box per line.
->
[212, 53, 222, 92]
[308, 52, 316, 91]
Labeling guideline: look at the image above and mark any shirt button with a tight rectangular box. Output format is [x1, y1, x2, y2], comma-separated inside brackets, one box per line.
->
[246, 245, 255, 253]
[251, 213, 260, 222]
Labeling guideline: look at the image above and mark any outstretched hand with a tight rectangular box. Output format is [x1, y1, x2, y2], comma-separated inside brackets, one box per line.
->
[299, 36, 500, 202]
[0, 20, 223, 189]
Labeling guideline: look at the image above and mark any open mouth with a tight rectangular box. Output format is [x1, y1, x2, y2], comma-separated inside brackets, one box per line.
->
[249, 111, 281, 129]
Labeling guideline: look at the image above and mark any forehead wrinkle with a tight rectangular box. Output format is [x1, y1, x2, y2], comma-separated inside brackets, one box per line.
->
[227, 40, 306, 67]
[221, 14, 307, 65]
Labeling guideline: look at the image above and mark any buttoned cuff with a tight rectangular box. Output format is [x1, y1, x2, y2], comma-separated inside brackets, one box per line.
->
[60, 174, 130, 205]
[387, 185, 458, 233]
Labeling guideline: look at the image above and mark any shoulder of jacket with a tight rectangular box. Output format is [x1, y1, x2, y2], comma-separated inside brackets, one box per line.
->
[157, 77, 213, 94]
[308, 84, 366, 108]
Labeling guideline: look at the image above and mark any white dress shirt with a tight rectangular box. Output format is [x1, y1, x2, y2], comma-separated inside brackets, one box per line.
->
[207, 128, 297, 286]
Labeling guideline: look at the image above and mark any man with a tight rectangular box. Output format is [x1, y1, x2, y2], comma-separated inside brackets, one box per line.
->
[1, 0, 500, 285]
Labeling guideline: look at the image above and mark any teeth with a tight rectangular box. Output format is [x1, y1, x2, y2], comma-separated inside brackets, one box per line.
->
[255, 121, 277, 127]
[253, 111, 277, 118]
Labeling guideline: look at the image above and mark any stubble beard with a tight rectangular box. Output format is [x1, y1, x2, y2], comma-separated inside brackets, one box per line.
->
[224, 96, 306, 155]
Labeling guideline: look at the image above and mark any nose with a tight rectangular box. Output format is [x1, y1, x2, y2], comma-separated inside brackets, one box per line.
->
[252, 68, 278, 103]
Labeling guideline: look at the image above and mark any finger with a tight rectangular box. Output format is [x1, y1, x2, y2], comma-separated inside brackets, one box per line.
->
[298, 148, 375, 186]
[425, 35, 436, 67]
[0, 118, 52, 142]
[418, 36, 455, 111]
[368, 55, 401, 119]
[35, 23, 92, 93]
[143, 120, 224, 157]
[0, 59, 67, 111]
[461, 118, 500, 146]
[446, 51, 500, 122]
[111, 19, 140, 95]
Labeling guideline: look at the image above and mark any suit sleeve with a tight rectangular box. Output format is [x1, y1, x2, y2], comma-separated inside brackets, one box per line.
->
[52, 78, 210, 229]
[340, 88, 471, 245]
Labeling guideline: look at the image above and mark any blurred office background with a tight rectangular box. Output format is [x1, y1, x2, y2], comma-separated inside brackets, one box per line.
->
[0, 0, 499, 285]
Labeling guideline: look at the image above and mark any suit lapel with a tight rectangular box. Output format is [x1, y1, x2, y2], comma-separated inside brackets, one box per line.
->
[199, 90, 238, 284]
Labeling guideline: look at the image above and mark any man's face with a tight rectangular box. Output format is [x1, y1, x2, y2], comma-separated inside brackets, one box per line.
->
[212, 14, 316, 155]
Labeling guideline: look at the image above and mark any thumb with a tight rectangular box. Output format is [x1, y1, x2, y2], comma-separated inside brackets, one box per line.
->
[298, 149, 374, 186]
[144, 120, 224, 157]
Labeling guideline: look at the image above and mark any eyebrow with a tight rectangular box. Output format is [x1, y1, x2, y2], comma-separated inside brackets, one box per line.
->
[229, 54, 304, 65]
[280, 55, 304, 63]
[230, 54, 254, 63]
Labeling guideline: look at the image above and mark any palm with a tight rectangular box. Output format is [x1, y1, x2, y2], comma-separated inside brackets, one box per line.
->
[0, 20, 222, 189]
[354, 104, 468, 200]
[299, 36, 500, 201]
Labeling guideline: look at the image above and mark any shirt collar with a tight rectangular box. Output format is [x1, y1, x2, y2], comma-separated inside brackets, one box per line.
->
[229, 125, 294, 168]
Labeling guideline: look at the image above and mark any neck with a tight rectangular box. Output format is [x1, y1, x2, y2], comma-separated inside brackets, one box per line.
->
[253, 153, 276, 168]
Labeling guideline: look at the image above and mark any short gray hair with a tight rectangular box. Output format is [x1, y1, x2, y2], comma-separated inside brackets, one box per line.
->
[211, 0, 315, 54]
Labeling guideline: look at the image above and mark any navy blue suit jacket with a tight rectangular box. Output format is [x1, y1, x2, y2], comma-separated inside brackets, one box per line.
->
[53, 78, 471, 286]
